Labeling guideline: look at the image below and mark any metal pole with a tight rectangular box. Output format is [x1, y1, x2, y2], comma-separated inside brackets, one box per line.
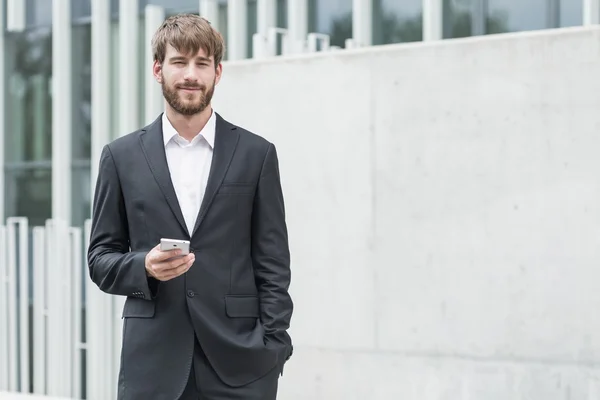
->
[228, 0, 248, 60]
[423, 0, 443, 41]
[352, 0, 372, 46]
[52, 0, 73, 224]
[145, 5, 166, 124]
[584, 0, 600, 24]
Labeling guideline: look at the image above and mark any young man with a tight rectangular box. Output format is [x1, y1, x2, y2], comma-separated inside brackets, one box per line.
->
[87, 14, 293, 400]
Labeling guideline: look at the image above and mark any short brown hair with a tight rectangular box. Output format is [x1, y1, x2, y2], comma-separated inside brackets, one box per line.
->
[151, 13, 225, 66]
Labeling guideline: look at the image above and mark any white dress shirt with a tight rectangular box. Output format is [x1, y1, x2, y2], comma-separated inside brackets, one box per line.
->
[162, 110, 216, 235]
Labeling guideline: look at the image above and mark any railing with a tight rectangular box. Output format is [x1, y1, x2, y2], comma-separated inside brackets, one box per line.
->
[0, 218, 123, 400]
[252, 29, 350, 59]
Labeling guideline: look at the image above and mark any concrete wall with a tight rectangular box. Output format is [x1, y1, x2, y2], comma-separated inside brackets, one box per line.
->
[213, 26, 600, 399]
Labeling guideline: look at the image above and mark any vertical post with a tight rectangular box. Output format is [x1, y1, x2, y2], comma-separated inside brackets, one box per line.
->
[119, 0, 140, 136]
[200, 0, 221, 31]
[70, 227, 83, 399]
[6, 221, 17, 391]
[257, 0, 277, 36]
[287, 0, 307, 52]
[546, 0, 560, 28]
[90, 1, 111, 398]
[91, 0, 111, 190]
[0, 0, 5, 224]
[584, 0, 600, 24]
[6, 0, 25, 31]
[423, 0, 443, 41]
[352, 0, 372, 47]
[16, 219, 29, 393]
[0, 225, 7, 390]
[228, 0, 248, 60]
[471, 0, 488, 36]
[32, 227, 46, 395]
[145, 5, 165, 125]
[52, 0, 73, 225]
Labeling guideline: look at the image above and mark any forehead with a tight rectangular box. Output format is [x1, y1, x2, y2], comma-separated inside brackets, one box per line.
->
[165, 43, 212, 60]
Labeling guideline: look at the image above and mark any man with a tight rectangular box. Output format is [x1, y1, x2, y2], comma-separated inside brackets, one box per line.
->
[87, 13, 293, 400]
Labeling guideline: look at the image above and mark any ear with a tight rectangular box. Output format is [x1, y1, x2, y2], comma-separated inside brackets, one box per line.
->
[153, 60, 163, 83]
[214, 63, 223, 85]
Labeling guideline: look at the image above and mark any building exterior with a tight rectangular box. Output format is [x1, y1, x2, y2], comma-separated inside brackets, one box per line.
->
[1, 1, 600, 400]
[0, 0, 597, 230]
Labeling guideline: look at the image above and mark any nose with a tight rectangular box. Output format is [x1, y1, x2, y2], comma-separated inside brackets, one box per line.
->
[183, 63, 198, 82]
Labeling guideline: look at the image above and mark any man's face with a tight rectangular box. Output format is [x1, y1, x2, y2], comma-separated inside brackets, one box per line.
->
[154, 44, 222, 116]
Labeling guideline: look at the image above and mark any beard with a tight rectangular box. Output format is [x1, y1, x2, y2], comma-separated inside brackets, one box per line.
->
[161, 75, 215, 116]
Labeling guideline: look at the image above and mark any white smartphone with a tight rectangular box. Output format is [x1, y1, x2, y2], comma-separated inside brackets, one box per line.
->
[159, 238, 190, 255]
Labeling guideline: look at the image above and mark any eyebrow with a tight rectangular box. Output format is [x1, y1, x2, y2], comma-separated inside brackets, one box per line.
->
[169, 56, 212, 63]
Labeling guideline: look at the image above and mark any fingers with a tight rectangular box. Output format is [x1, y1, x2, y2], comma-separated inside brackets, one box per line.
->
[160, 258, 195, 281]
[151, 253, 195, 281]
[151, 247, 183, 263]
[158, 254, 195, 271]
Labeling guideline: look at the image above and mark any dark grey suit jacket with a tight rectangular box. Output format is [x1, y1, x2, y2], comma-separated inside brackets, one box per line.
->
[87, 113, 293, 400]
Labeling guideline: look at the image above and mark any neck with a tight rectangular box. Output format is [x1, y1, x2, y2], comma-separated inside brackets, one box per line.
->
[165, 105, 213, 141]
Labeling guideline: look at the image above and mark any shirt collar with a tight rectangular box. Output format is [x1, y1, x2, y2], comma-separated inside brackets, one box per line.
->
[162, 109, 216, 148]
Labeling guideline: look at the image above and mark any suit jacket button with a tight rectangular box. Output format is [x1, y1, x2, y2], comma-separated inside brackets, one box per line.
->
[187, 290, 195, 298]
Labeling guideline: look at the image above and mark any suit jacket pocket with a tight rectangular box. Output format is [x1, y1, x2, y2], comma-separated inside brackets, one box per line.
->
[225, 295, 260, 318]
[122, 297, 156, 318]
[217, 183, 255, 195]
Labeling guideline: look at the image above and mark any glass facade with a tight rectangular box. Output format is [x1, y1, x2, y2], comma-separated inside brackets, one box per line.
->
[373, 0, 423, 44]
[4, 26, 52, 226]
[72, 23, 92, 227]
[0, 0, 593, 228]
[309, 0, 353, 48]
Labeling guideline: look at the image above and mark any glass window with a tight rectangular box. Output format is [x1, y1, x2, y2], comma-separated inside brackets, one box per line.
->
[26, 0, 53, 28]
[72, 24, 91, 161]
[5, 167, 52, 227]
[487, 0, 547, 33]
[4, 25, 52, 224]
[72, 164, 91, 227]
[442, 0, 511, 38]
[72, 23, 92, 225]
[309, 0, 353, 48]
[4, 28, 53, 163]
[560, 0, 583, 27]
[277, 0, 287, 28]
[247, 0, 258, 57]
[144, 0, 200, 13]
[441, 0, 578, 38]
[373, 0, 423, 45]
[72, 0, 92, 20]
[218, 2, 229, 58]
[110, 20, 120, 140]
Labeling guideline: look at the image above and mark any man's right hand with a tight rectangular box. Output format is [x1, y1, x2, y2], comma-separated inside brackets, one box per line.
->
[145, 244, 195, 281]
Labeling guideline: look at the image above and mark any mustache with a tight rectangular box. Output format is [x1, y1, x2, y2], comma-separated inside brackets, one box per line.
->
[176, 84, 205, 90]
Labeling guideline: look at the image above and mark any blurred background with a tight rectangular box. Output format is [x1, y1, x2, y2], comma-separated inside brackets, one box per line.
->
[1, 0, 600, 399]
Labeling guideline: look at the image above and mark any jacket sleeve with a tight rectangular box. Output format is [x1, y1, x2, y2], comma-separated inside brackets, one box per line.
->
[251, 143, 294, 360]
[87, 144, 159, 300]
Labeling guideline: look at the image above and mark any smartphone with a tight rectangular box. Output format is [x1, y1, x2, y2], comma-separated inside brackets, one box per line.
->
[160, 238, 190, 255]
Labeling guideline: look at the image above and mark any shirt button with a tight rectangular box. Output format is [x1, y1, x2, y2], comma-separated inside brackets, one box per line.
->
[187, 290, 195, 298]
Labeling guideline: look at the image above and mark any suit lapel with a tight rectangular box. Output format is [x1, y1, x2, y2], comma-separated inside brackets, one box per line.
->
[191, 113, 239, 238]
[138, 115, 189, 236]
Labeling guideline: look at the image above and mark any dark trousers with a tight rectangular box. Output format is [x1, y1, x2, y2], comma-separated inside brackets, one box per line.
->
[179, 336, 279, 400]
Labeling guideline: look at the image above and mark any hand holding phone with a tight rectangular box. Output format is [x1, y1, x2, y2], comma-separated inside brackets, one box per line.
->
[145, 239, 194, 281]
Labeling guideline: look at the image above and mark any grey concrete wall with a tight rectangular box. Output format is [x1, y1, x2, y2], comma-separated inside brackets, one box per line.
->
[213, 26, 600, 399]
